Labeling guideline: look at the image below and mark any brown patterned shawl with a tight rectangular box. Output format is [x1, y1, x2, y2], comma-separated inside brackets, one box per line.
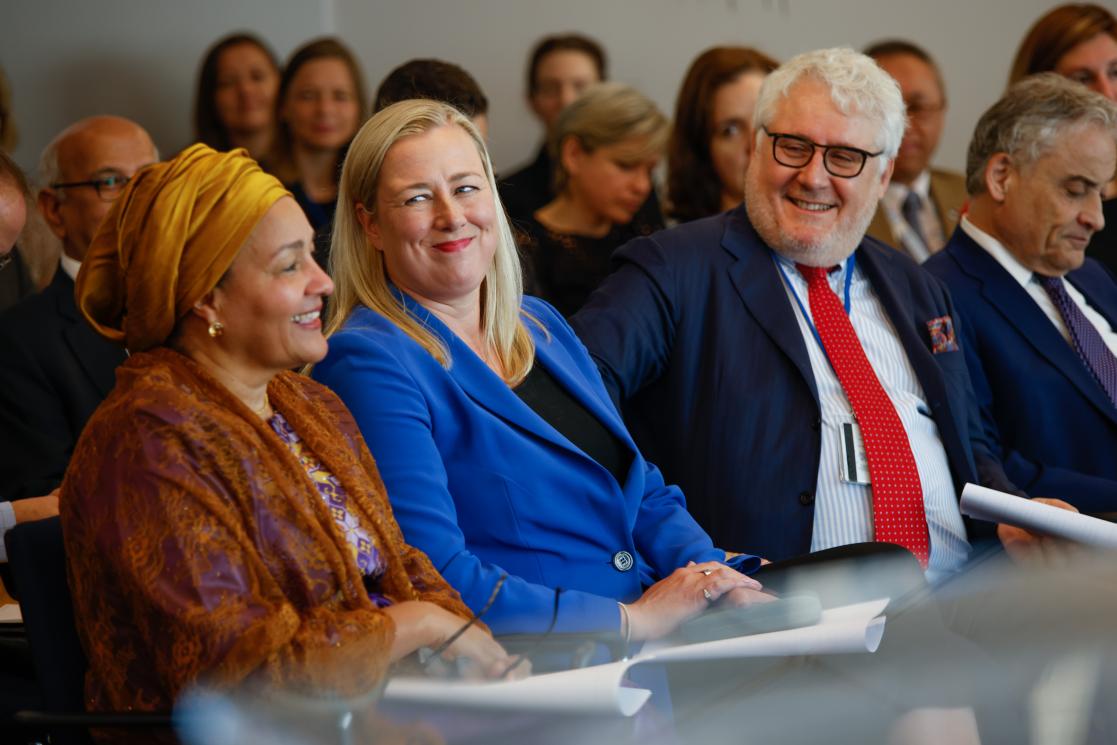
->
[60, 347, 472, 714]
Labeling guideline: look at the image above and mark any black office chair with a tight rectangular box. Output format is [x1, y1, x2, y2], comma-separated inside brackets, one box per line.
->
[4, 517, 172, 745]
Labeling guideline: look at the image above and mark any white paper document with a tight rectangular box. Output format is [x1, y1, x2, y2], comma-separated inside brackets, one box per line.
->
[960, 483, 1117, 550]
[383, 598, 888, 717]
[386, 659, 648, 717]
[0, 604, 21, 623]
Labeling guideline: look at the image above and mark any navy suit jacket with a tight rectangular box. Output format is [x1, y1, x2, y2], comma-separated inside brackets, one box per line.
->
[571, 206, 1010, 561]
[312, 294, 757, 635]
[0, 269, 126, 500]
[924, 228, 1117, 512]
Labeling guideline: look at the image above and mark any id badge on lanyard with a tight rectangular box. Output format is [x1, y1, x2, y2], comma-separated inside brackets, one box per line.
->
[773, 251, 866, 484]
[840, 420, 871, 485]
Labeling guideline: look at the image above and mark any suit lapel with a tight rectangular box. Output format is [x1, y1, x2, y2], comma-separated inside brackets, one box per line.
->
[721, 211, 819, 405]
[55, 272, 120, 397]
[396, 291, 596, 456]
[857, 244, 970, 461]
[867, 206, 898, 248]
[531, 334, 637, 450]
[857, 245, 938, 384]
[1066, 265, 1117, 335]
[929, 170, 965, 236]
[948, 231, 1117, 425]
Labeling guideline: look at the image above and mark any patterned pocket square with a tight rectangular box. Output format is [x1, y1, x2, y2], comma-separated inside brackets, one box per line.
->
[927, 315, 960, 354]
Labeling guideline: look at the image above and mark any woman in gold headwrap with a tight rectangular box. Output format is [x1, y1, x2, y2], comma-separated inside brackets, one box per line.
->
[60, 144, 516, 721]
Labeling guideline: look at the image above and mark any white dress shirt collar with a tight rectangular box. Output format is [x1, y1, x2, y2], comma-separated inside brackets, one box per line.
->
[958, 215, 1035, 289]
[59, 253, 82, 282]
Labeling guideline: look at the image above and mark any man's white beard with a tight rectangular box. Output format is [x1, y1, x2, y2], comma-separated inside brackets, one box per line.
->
[744, 177, 878, 268]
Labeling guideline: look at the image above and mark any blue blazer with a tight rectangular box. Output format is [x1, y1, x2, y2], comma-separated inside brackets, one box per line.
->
[571, 206, 1012, 561]
[924, 228, 1117, 512]
[312, 293, 757, 635]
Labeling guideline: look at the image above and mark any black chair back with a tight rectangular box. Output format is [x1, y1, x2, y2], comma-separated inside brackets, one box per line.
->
[5, 516, 90, 743]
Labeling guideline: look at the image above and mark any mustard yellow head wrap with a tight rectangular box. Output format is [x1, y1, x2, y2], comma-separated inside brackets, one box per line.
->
[77, 143, 290, 352]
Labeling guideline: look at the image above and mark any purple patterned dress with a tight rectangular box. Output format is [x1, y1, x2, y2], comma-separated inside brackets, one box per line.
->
[269, 410, 392, 607]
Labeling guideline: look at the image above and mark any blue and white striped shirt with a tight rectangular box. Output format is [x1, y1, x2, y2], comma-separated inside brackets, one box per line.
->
[774, 253, 971, 582]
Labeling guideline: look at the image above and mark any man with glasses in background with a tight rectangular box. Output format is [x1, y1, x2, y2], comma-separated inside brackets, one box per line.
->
[572, 47, 1057, 577]
[0, 115, 156, 503]
[865, 40, 967, 262]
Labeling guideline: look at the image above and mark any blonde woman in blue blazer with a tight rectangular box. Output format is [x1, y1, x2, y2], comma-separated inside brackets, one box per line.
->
[313, 100, 767, 640]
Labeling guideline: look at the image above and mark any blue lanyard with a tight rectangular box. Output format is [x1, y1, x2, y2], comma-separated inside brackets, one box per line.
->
[772, 251, 856, 355]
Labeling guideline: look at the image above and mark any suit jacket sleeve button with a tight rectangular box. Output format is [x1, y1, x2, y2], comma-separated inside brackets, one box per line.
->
[612, 551, 634, 572]
[798, 491, 814, 505]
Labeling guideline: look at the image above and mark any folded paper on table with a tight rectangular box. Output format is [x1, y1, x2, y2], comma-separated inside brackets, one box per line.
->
[961, 483, 1117, 550]
[386, 660, 646, 716]
[639, 597, 887, 661]
[383, 597, 887, 716]
[0, 604, 21, 623]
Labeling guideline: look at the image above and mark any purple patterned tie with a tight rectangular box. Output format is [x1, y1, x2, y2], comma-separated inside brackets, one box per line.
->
[1037, 274, 1117, 410]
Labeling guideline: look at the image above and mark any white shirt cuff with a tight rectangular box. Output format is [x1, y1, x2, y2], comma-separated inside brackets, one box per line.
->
[0, 501, 16, 563]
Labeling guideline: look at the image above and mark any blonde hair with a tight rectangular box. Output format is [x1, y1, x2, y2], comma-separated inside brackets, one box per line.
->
[325, 99, 537, 383]
[549, 82, 670, 193]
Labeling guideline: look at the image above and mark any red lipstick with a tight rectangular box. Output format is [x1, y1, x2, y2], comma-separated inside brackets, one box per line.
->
[434, 237, 473, 253]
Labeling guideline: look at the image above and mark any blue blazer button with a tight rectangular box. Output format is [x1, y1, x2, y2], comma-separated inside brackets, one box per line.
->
[612, 551, 634, 571]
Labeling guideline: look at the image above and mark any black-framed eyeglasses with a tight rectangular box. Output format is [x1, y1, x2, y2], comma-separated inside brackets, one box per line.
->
[49, 174, 131, 202]
[763, 127, 883, 179]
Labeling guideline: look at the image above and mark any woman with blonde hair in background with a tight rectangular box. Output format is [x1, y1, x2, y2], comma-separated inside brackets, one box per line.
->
[519, 82, 668, 316]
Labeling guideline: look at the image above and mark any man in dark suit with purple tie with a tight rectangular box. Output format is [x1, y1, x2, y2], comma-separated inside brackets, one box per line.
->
[925, 74, 1117, 515]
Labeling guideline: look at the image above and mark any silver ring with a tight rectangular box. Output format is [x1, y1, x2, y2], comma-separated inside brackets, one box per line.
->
[702, 588, 714, 602]
[701, 568, 713, 576]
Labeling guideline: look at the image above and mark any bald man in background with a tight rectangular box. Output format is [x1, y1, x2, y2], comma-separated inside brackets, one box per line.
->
[0, 116, 156, 505]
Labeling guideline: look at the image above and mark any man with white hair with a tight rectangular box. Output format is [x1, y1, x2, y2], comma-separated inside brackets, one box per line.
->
[573, 47, 1051, 578]
[926, 74, 1117, 515]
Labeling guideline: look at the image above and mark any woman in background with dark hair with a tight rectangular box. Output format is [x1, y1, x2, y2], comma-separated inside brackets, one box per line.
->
[1010, 3, 1117, 271]
[666, 46, 778, 224]
[193, 32, 281, 161]
[269, 37, 366, 270]
[1009, 3, 1117, 98]
[499, 33, 607, 223]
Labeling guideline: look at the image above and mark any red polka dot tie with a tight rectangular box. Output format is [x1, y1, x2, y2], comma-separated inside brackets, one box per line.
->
[798, 264, 930, 567]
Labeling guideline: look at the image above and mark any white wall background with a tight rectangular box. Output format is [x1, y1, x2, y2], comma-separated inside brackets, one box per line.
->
[3, 0, 1084, 181]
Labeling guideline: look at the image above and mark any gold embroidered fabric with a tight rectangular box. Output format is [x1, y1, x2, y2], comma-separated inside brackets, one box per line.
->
[60, 347, 472, 719]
